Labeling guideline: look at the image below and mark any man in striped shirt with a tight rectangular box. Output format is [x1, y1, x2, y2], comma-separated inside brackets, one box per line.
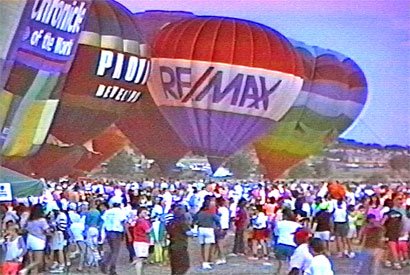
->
[49, 205, 69, 273]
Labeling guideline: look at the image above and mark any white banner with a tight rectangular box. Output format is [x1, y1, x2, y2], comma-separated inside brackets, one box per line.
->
[0, 183, 13, 202]
[148, 58, 303, 121]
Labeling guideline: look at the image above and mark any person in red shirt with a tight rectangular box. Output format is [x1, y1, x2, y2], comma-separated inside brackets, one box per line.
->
[129, 207, 151, 275]
[232, 198, 249, 255]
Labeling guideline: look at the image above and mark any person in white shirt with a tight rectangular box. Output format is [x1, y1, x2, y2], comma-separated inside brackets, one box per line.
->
[249, 205, 269, 260]
[100, 202, 127, 275]
[67, 203, 86, 271]
[289, 228, 313, 275]
[332, 199, 352, 258]
[162, 189, 173, 214]
[305, 238, 334, 275]
[215, 197, 230, 265]
[273, 209, 302, 273]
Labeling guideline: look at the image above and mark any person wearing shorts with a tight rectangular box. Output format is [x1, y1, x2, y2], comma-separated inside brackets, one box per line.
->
[195, 195, 219, 270]
[49, 208, 69, 273]
[382, 195, 405, 270]
[130, 207, 151, 275]
[332, 199, 354, 258]
[312, 206, 332, 252]
[21, 204, 51, 275]
[273, 210, 301, 274]
[249, 206, 268, 260]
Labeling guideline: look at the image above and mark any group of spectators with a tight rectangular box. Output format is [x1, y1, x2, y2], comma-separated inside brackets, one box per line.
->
[0, 177, 409, 275]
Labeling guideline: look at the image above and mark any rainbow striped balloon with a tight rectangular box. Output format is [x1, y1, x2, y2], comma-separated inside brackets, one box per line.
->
[255, 40, 368, 179]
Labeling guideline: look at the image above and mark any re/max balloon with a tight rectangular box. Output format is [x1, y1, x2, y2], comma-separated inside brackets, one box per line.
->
[148, 16, 304, 172]
[255, 40, 368, 179]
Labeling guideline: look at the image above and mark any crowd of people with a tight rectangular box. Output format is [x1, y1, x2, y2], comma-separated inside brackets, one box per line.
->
[0, 177, 409, 275]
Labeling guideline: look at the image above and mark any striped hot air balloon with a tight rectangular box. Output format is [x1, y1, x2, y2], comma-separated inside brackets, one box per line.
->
[2, 0, 151, 179]
[48, 0, 151, 145]
[148, 16, 305, 172]
[255, 40, 368, 179]
[0, 0, 91, 157]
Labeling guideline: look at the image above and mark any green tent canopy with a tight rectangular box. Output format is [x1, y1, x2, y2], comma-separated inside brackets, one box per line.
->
[0, 166, 44, 198]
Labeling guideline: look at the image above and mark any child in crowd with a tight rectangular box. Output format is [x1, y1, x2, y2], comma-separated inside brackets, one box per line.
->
[1, 223, 27, 275]
[347, 205, 357, 246]
[249, 205, 268, 260]
[353, 205, 365, 239]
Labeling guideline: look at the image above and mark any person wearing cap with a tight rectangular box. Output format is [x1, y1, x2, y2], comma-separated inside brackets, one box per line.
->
[288, 228, 313, 275]
[100, 201, 127, 275]
[304, 238, 334, 275]
[150, 197, 168, 265]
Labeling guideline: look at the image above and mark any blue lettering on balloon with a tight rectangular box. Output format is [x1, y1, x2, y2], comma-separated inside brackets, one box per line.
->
[248, 77, 282, 110]
[239, 75, 259, 108]
[194, 71, 222, 101]
[176, 67, 192, 98]
[160, 66, 179, 99]
[215, 73, 243, 105]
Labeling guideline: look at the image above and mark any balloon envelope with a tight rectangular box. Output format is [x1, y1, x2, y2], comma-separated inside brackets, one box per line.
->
[74, 125, 129, 172]
[115, 11, 195, 173]
[255, 40, 368, 179]
[3, 144, 87, 179]
[0, 0, 91, 157]
[148, 17, 304, 171]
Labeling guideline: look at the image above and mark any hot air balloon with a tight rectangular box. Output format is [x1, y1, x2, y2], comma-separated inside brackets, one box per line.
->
[133, 10, 195, 54]
[48, 0, 150, 145]
[148, 17, 305, 173]
[74, 125, 129, 172]
[1, 0, 150, 179]
[0, 0, 91, 158]
[113, 11, 194, 174]
[255, 40, 368, 179]
[116, 99, 189, 174]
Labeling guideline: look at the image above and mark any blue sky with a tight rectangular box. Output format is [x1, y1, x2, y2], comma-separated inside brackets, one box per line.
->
[118, 0, 410, 146]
